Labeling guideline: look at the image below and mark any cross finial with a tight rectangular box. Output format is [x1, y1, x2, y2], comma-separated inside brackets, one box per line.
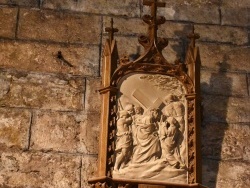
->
[143, 0, 165, 18]
[188, 24, 200, 48]
[105, 18, 118, 42]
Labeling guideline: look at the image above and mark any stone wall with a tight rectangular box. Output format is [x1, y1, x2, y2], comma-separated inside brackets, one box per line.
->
[0, 0, 249, 188]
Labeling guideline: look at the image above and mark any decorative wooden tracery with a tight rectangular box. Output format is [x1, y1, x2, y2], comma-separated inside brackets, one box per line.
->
[89, 1, 206, 187]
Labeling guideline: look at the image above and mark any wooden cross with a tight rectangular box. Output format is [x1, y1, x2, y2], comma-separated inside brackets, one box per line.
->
[105, 18, 118, 42]
[143, 0, 166, 17]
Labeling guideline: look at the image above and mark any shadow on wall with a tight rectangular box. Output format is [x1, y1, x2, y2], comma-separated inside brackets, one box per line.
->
[201, 60, 232, 188]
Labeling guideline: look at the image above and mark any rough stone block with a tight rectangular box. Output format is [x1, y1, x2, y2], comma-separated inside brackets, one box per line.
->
[42, 0, 77, 10]
[30, 111, 80, 153]
[18, 8, 101, 44]
[0, 40, 99, 76]
[221, 0, 250, 7]
[0, 108, 31, 150]
[202, 159, 250, 188]
[202, 122, 250, 160]
[79, 113, 100, 154]
[199, 43, 250, 72]
[195, 24, 248, 45]
[202, 95, 250, 123]
[0, 7, 17, 38]
[85, 78, 102, 113]
[76, 0, 140, 17]
[248, 74, 250, 96]
[201, 70, 248, 96]
[143, 0, 220, 24]
[0, 152, 81, 188]
[221, 7, 250, 27]
[0, 71, 84, 111]
[0, 0, 39, 6]
[81, 155, 98, 188]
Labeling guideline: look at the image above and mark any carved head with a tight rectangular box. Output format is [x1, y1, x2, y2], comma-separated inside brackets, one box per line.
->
[149, 108, 161, 122]
[124, 103, 135, 115]
[164, 94, 178, 103]
[118, 110, 129, 119]
[134, 105, 143, 115]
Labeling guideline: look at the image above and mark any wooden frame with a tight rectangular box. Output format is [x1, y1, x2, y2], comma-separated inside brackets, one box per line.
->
[89, 1, 206, 187]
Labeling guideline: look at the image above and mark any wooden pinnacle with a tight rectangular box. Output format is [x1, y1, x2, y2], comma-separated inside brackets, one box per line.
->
[188, 24, 200, 48]
[105, 18, 118, 42]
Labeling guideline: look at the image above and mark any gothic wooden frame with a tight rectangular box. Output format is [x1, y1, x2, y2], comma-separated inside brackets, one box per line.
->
[89, 1, 206, 187]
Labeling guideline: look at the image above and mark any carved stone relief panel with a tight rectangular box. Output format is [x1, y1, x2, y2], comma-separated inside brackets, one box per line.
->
[113, 73, 188, 184]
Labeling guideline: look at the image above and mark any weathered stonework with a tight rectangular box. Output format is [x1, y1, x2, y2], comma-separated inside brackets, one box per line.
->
[202, 159, 250, 188]
[202, 95, 250, 123]
[0, 40, 100, 76]
[0, 151, 81, 188]
[81, 155, 98, 188]
[221, 7, 250, 27]
[79, 113, 100, 154]
[30, 111, 80, 153]
[199, 43, 250, 72]
[201, 70, 248, 96]
[144, 0, 220, 24]
[85, 78, 102, 113]
[0, 71, 84, 111]
[0, 7, 17, 38]
[76, 0, 140, 17]
[0, 108, 31, 150]
[0, 0, 39, 7]
[18, 9, 102, 44]
[202, 122, 250, 160]
[195, 25, 249, 45]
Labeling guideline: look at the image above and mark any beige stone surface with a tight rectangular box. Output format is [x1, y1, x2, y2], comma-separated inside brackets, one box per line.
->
[143, 1, 220, 24]
[202, 122, 250, 160]
[0, 7, 17, 38]
[18, 8, 102, 44]
[85, 78, 102, 113]
[202, 159, 250, 188]
[0, 108, 31, 150]
[79, 113, 100, 154]
[199, 43, 250, 72]
[221, 0, 250, 7]
[76, 0, 140, 17]
[0, 0, 39, 6]
[195, 24, 249, 45]
[202, 95, 250, 123]
[0, 40, 99, 76]
[30, 111, 80, 153]
[0, 151, 81, 188]
[0, 71, 84, 111]
[201, 70, 248, 96]
[221, 7, 250, 27]
[81, 155, 98, 188]
[42, 0, 77, 10]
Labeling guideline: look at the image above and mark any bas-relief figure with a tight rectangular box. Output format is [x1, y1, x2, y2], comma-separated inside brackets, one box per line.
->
[113, 74, 188, 184]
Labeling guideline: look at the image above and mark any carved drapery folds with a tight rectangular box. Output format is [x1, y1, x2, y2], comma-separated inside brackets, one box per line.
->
[89, 0, 205, 187]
